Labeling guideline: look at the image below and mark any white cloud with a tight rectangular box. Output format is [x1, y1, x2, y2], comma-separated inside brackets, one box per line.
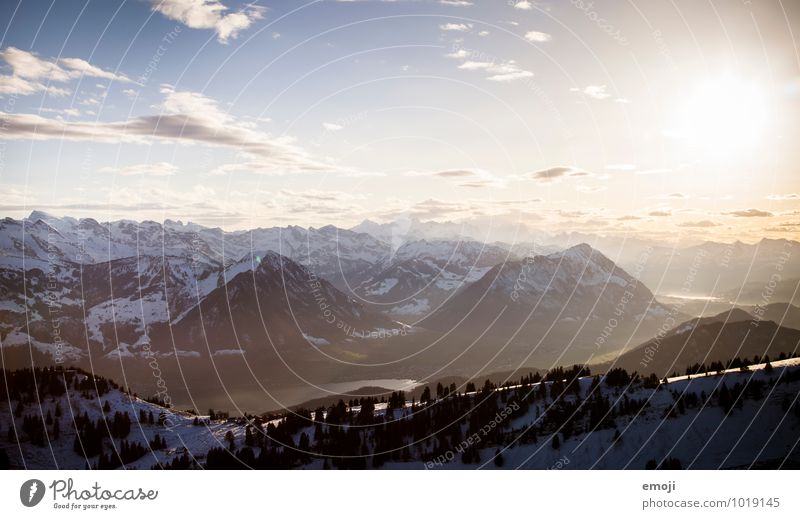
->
[446, 49, 470, 59]
[524, 31, 551, 42]
[101, 162, 178, 177]
[58, 57, 132, 83]
[151, 0, 265, 44]
[579, 85, 611, 99]
[478, 30, 490, 37]
[440, 0, 473, 5]
[604, 164, 636, 171]
[576, 185, 607, 193]
[0, 47, 131, 97]
[322, 122, 343, 131]
[456, 59, 533, 82]
[767, 193, 800, 200]
[439, 23, 472, 32]
[407, 168, 504, 188]
[530, 166, 590, 183]
[513, 1, 532, 10]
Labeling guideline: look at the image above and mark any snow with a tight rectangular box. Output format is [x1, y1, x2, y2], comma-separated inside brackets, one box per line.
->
[392, 298, 431, 315]
[302, 334, 330, 347]
[365, 277, 398, 295]
[3, 359, 798, 470]
[213, 349, 247, 356]
[0, 330, 83, 360]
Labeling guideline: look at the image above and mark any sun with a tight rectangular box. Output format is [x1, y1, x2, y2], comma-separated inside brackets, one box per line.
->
[667, 75, 771, 161]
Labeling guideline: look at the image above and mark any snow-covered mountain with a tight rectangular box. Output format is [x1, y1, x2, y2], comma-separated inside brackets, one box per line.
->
[420, 243, 681, 360]
[355, 239, 517, 317]
[155, 251, 401, 357]
[605, 316, 800, 378]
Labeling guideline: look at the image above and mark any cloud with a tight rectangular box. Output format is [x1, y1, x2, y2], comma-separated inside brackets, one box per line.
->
[524, 31, 551, 43]
[151, 0, 265, 43]
[767, 193, 800, 200]
[649, 210, 671, 217]
[529, 166, 589, 182]
[572, 84, 611, 100]
[58, 57, 132, 83]
[322, 122, 343, 131]
[0, 75, 69, 96]
[677, 220, 720, 228]
[604, 163, 636, 171]
[456, 59, 533, 82]
[478, 30, 490, 36]
[439, 23, 472, 32]
[101, 162, 178, 177]
[576, 185, 606, 193]
[724, 209, 774, 218]
[0, 47, 131, 97]
[634, 168, 673, 175]
[652, 192, 687, 200]
[513, 1, 532, 9]
[0, 87, 329, 174]
[409, 168, 504, 188]
[440, 0, 473, 5]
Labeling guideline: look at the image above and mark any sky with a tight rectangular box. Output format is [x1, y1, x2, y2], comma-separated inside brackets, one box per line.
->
[0, 0, 798, 242]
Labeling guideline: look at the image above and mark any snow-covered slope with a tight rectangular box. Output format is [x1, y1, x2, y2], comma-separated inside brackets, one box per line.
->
[355, 239, 516, 317]
[420, 244, 681, 361]
[4, 359, 798, 469]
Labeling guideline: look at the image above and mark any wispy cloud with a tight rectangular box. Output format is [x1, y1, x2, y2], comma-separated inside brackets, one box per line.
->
[524, 31, 551, 43]
[0, 87, 329, 174]
[0, 47, 132, 97]
[677, 220, 720, 228]
[529, 166, 590, 182]
[570, 84, 611, 100]
[407, 168, 504, 188]
[101, 162, 178, 177]
[439, 23, 472, 32]
[455, 59, 533, 82]
[724, 209, 774, 218]
[767, 193, 799, 200]
[322, 122, 343, 131]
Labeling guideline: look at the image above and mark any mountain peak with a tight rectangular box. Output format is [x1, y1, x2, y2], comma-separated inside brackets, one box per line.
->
[27, 210, 58, 222]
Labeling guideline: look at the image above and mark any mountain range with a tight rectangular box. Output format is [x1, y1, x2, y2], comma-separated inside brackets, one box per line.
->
[2, 211, 799, 411]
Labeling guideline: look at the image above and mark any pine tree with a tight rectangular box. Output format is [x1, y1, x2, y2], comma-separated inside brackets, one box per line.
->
[494, 449, 505, 467]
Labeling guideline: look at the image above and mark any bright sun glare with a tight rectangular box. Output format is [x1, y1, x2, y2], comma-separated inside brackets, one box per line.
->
[669, 75, 771, 161]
